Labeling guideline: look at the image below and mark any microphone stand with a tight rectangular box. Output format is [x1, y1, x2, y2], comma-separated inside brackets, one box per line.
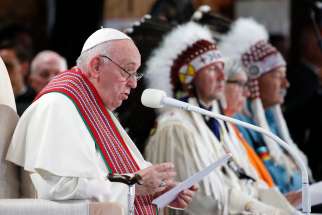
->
[161, 96, 311, 214]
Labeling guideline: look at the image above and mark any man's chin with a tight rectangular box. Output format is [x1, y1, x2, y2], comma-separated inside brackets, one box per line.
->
[116, 101, 123, 108]
[268, 100, 283, 108]
[108, 101, 123, 111]
[278, 97, 285, 105]
[213, 93, 223, 101]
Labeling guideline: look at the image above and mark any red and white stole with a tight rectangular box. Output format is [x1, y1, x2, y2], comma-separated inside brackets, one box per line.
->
[36, 68, 156, 215]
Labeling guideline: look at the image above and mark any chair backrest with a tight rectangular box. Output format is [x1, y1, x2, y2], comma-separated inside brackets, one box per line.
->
[0, 57, 16, 112]
[0, 55, 35, 198]
[0, 105, 20, 198]
[89, 202, 124, 215]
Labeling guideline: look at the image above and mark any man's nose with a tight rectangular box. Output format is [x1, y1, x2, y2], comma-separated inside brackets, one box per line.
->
[217, 68, 225, 81]
[243, 86, 251, 98]
[282, 77, 290, 89]
[127, 77, 137, 89]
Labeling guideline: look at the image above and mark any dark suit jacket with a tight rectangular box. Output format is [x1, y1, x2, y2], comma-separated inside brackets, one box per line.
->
[15, 86, 36, 116]
[285, 62, 322, 180]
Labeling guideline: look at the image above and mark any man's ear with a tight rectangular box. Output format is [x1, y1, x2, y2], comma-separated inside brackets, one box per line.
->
[88, 57, 101, 79]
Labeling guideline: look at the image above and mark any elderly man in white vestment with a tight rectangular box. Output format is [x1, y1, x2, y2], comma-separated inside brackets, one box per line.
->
[6, 28, 197, 215]
[144, 22, 300, 215]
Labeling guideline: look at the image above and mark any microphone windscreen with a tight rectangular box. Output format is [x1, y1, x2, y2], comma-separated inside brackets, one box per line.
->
[141, 89, 166, 108]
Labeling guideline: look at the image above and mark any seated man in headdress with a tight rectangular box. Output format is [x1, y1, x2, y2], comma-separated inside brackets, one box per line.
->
[219, 17, 310, 194]
[223, 58, 276, 189]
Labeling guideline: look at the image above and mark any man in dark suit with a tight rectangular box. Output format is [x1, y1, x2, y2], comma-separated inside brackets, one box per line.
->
[285, 22, 322, 181]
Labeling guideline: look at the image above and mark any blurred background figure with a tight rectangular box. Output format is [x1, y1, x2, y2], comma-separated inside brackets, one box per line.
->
[285, 1, 322, 181]
[29, 50, 67, 93]
[223, 59, 249, 116]
[0, 40, 34, 116]
[223, 57, 276, 189]
[0, 21, 34, 116]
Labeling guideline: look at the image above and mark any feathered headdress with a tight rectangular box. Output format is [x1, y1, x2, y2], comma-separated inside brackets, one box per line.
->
[220, 19, 311, 179]
[219, 18, 285, 79]
[219, 18, 290, 169]
[145, 21, 223, 98]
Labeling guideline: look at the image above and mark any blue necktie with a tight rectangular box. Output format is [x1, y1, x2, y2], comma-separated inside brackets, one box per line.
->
[198, 103, 221, 141]
[206, 116, 221, 141]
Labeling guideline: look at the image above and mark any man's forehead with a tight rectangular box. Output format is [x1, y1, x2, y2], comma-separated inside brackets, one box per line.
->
[109, 42, 140, 63]
[37, 62, 61, 70]
[261, 66, 286, 79]
[204, 61, 224, 70]
[0, 52, 19, 66]
[270, 66, 286, 75]
[0, 49, 17, 58]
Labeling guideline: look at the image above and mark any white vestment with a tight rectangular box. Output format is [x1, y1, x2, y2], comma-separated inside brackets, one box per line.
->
[145, 97, 296, 215]
[0, 57, 16, 112]
[6, 92, 150, 213]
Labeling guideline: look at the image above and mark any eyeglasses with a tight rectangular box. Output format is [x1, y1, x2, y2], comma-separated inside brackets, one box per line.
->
[226, 80, 249, 90]
[99, 55, 143, 81]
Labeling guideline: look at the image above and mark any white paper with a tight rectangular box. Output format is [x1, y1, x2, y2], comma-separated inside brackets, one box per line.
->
[152, 153, 232, 209]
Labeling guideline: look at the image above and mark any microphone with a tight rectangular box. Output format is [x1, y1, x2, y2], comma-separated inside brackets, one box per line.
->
[141, 88, 190, 109]
[141, 88, 166, 108]
[141, 88, 311, 214]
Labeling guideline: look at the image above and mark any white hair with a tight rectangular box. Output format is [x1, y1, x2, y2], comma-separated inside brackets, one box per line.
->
[76, 42, 109, 72]
[223, 57, 245, 80]
[219, 18, 268, 60]
[31, 50, 67, 74]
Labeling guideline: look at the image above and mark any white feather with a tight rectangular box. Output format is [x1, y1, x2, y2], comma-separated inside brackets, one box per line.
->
[144, 22, 214, 98]
[219, 18, 268, 60]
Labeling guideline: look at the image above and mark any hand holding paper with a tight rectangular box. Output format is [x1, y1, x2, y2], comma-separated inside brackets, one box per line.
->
[152, 153, 232, 209]
[167, 184, 199, 209]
